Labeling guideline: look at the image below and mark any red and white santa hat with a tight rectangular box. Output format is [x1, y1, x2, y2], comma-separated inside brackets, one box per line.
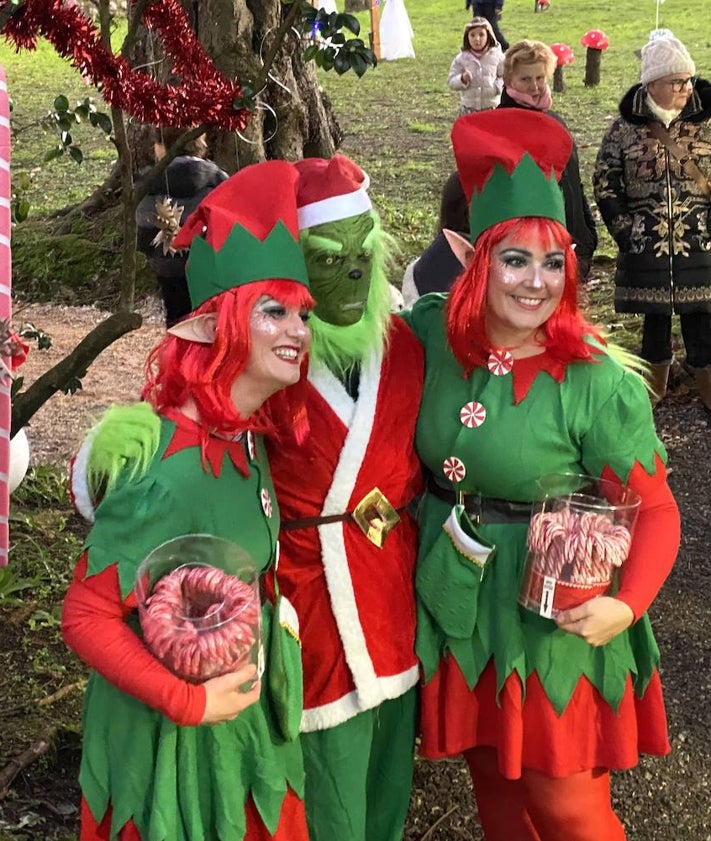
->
[294, 154, 372, 230]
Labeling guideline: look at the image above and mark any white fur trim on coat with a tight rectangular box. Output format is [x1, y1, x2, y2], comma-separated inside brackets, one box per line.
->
[301, 665, 419, 732]
[309, 348, 409, 718]
[71, 428, 98, 523]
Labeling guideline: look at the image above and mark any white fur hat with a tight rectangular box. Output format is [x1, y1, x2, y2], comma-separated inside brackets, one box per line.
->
[640, 29, 695, 85]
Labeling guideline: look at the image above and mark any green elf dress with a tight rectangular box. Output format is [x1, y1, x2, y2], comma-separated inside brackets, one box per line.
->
[402, 295, 680, 779]
[63, 406, 305, 840]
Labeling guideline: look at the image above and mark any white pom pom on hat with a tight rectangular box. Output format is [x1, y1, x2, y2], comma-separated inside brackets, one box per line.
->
[640, 28, 695, 85]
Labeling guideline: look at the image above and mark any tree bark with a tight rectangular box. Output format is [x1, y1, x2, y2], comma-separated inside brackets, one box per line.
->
[197, 0, 341, 171]
[553, 65, 565, 93]
[345, 0, 370, 11]
[584, 48, 602, 86]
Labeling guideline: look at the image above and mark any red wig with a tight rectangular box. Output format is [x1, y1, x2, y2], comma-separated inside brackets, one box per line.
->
[445, 217, 603, 375]
[143, 279, 314, 440]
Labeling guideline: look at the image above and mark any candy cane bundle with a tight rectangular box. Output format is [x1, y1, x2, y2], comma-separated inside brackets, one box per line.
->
[140, 564, 260, 683]
[520, 504, 634, 616]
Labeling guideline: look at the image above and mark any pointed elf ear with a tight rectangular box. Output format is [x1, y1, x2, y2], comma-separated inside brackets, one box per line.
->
[167, 313, 217, 344]
[443, 228, 475, 268]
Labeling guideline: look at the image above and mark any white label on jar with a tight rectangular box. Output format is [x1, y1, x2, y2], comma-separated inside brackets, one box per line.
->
[540, 576, 556, 618]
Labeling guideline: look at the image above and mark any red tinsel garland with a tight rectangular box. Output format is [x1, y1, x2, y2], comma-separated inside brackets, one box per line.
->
[1, 0, 251, 131]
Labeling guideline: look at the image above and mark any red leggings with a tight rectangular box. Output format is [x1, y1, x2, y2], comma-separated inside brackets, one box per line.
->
[80, 787, 309, 841]
[463, 747, 627, 841]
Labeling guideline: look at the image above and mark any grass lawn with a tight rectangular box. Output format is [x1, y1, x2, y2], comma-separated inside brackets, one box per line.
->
[1, 0, 709, 303]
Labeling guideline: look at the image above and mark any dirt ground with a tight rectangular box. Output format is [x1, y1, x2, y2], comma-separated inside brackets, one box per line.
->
[3, 302, 711, 840]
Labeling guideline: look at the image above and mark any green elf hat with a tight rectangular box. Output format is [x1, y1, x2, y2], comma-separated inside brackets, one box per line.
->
[171, 159, 309, 310]
[451, 109, 573, 244]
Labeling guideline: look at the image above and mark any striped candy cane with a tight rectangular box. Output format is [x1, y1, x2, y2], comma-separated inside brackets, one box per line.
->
[0, 64, 11, 567]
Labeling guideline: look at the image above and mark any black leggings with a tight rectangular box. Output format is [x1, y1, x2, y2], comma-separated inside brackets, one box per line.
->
[641, 312, 711, 368]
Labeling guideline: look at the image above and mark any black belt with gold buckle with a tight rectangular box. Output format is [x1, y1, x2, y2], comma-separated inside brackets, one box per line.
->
[426, 476, 532, 524]
[281, 487, 401, 548]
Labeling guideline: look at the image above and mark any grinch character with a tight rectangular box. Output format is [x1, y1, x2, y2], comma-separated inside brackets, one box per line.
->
[62, 161, 314, 841]
[265, 155, 424, 841]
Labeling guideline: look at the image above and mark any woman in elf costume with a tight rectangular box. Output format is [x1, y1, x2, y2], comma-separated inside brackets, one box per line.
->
[401, 109, 680, 840]
[62, 160, 314, 841]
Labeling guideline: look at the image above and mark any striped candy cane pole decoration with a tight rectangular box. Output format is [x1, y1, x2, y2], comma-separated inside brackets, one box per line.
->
[0, 64, 11, 567]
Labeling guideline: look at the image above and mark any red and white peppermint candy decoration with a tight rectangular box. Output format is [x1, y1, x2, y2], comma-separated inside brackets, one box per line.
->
[260, 488, 273, 518]
[247, 431, 256, 461]
[487, 349, 514, 376]
[459, 401, 486, 429]
[442, 457, 466, 482]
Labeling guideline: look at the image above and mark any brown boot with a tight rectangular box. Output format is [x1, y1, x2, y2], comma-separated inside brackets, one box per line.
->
[693, 365, 711, 414]
[647, 362, 670, 407]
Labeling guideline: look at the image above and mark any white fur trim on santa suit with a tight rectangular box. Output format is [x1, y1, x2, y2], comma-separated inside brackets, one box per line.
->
[297, 184, 372, 230]
[301, 667, 419, 732]
[277, 593, 300, 638]
[299, 349, 419, 731]
[307, 363, 356, 429]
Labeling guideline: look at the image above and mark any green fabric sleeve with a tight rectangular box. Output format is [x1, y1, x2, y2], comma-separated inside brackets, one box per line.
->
[398, 292, 446, 343]
[576, 361, 667, 482]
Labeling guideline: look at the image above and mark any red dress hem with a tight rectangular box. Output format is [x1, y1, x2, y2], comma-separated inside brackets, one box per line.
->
[80, 786, 309, 841]
[419, 656, 669, 779]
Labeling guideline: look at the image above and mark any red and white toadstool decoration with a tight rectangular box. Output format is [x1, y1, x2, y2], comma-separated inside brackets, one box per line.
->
[550, 42, 574, 92]
[581, 29, 609, 87]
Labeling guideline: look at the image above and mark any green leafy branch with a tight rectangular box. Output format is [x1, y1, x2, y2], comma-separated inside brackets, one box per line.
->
[42, 94, 113, 165]
[300, 7, 377, 77]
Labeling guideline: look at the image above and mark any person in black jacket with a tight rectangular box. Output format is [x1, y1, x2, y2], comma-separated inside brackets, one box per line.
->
[135, 127, 228, 326]
[498, 40, 598, 279]
[593, 30, 711, 412]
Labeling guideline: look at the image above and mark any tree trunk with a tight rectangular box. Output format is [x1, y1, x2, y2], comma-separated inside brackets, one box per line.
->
[583, 48, 602, 87]
[196, 0, 342, 171]
[345, 0, 370, 11]
[553, 66, 565, 93]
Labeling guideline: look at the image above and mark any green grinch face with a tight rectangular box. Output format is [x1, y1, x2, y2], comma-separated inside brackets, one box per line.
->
[301, 213, 376, 326]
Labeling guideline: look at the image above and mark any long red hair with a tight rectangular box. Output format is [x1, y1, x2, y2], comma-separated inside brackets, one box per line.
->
[445, 217, 603, 375]
[142, 279, 314, 440]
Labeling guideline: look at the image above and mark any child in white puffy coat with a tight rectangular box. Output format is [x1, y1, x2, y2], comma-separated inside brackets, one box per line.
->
[448, 17, 504, 114]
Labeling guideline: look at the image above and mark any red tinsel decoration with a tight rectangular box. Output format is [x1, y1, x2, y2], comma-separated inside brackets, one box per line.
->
[1, 0, 251, 131]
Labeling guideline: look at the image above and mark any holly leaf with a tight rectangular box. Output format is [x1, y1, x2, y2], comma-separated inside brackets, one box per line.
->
[350, 53, 368, 78]
[53, 94, 69, 113]
[336, 13, 360, 35]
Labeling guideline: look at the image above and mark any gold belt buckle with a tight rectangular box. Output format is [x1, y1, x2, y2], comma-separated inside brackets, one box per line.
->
[351, 487, 400, 548]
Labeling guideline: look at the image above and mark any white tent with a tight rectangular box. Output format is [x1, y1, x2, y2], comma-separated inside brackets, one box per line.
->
[380, 0, 415, 60]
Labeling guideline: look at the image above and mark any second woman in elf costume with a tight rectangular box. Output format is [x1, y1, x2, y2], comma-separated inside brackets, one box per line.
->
[402, 110, 680, 840]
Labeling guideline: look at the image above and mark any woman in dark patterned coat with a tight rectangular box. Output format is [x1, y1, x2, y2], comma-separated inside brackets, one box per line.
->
[593, 29, 711, 412]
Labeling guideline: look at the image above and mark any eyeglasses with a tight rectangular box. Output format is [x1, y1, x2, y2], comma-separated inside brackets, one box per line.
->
[665, 77, 696, 91]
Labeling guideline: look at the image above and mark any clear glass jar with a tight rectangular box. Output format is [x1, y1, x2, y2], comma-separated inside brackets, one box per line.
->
[518, 474, 641, 618]
[135, 534, 262, 685]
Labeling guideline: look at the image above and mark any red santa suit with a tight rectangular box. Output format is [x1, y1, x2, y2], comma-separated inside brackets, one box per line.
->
[269, 317, 423, 728]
